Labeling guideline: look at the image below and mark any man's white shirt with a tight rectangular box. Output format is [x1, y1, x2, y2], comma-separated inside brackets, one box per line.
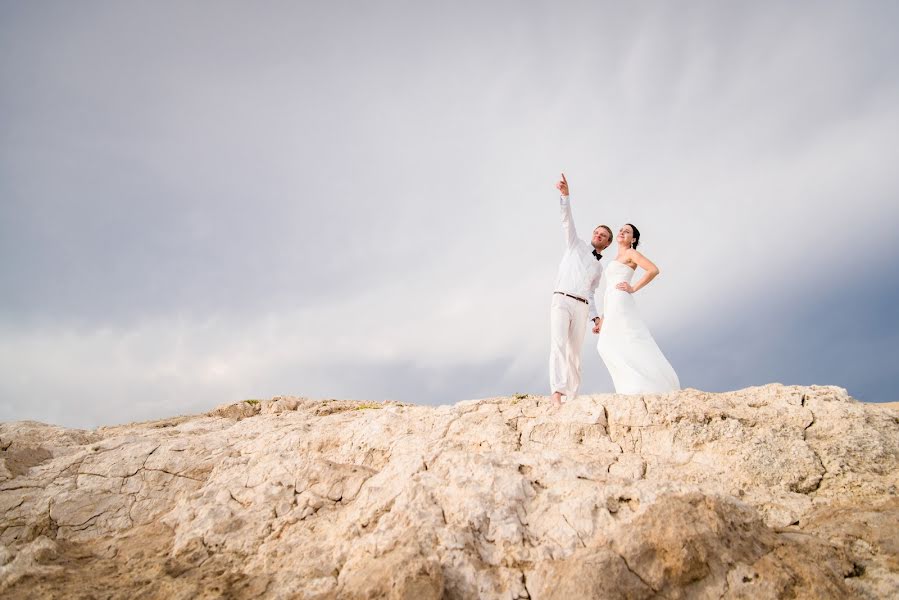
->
[554, 194, 604, 321]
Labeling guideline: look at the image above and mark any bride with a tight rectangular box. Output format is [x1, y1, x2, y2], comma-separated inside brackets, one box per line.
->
[594, 224, 680, 394]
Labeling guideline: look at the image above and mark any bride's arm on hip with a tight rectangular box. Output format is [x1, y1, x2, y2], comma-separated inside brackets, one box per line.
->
[616, 249, 660, 294]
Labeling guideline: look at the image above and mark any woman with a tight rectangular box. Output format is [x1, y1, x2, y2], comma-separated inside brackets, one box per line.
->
[594, 224, 680, 394]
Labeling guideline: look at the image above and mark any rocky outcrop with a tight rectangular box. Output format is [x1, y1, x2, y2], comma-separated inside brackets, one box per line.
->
[1, 385, 897, 598]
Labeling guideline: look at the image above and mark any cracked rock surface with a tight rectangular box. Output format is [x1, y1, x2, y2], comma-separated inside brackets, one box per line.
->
[1, 384, 897, 598]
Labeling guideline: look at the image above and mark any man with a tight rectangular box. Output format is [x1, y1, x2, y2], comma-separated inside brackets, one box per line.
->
[550, 173, 612, 409]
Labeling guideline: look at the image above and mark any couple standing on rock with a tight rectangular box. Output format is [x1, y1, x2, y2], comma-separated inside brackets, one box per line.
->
[549, 173, 680, 409]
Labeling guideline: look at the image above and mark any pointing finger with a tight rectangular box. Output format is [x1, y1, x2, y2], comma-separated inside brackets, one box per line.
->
[560, 173, 567, 183]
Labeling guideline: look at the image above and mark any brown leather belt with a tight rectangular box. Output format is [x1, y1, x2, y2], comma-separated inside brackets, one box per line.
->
[554, 291, 589, 305]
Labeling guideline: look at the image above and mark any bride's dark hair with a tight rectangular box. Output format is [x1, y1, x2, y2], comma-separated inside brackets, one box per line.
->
[625, 223, 641, 249]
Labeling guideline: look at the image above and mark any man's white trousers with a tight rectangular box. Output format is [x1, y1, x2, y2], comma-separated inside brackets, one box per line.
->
[549, 293, 589, 399]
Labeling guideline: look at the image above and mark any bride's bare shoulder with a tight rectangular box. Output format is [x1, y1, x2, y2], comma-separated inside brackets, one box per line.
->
[624, 247, 642, 263]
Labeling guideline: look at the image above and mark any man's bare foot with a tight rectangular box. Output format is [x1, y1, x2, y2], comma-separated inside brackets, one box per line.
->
[551, 392, 563, 410]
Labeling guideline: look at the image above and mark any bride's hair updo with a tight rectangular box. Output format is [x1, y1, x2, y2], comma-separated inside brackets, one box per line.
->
[625, 223, 641, 249]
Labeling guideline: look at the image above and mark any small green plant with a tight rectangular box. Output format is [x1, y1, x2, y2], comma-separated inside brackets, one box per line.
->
[243, 399, 261, 405]
[353, 402, 383, 410]
[514, 393, 529, 400]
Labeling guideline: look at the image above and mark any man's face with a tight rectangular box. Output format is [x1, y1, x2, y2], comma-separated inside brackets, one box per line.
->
[592, 226, 612, 251]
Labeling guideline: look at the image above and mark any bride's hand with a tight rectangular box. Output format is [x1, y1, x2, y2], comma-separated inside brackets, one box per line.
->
[616, 282, 635, 293]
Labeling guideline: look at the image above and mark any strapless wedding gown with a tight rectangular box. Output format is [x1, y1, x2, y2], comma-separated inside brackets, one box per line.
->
[597, 261, 680, 394]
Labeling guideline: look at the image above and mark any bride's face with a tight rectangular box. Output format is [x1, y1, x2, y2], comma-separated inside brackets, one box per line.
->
[617, 226, 634, 244]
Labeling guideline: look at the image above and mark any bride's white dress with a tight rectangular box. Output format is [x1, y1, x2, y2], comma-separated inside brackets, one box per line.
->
[597, 260, 680, 394]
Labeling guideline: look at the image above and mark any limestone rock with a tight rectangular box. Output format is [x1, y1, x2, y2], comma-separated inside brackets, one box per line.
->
[1, 385, 897, 598]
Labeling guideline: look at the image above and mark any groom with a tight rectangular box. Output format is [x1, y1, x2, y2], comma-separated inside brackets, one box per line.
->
[549, 173, 612, 409]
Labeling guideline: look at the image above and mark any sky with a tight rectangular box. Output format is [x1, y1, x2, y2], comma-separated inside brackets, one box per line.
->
[1, 1, 898, 429]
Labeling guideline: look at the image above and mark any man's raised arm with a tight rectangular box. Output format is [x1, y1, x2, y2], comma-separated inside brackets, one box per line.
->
[555, 172, 578, 248]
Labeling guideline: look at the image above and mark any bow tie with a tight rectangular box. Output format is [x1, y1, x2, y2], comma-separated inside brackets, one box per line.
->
[592, 250, 602, 261]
